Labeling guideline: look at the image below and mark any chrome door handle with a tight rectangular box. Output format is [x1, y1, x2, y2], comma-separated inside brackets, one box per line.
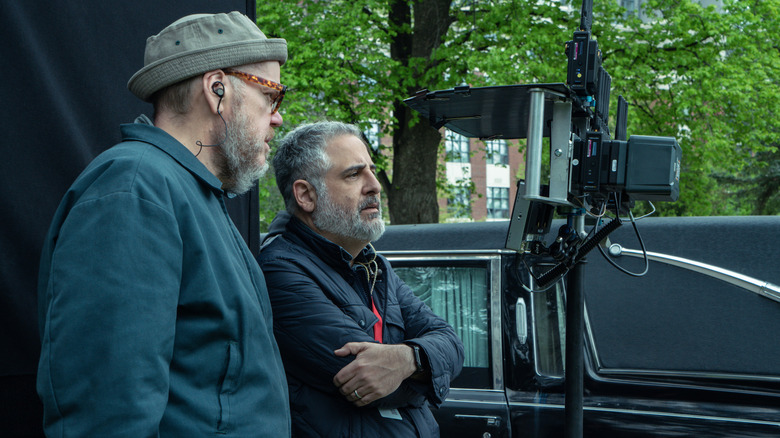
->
[454, 414, 502, 427]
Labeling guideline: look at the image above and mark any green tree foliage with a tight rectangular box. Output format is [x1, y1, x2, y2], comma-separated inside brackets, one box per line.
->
[607, 0, 780, 216]
[258, 0, 458, 225]
[257, 0, 779, 225]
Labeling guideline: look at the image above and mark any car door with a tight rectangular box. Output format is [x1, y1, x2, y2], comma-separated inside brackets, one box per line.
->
[578, 248, 780, 437]
[505, 245, 780, 437]
[386, 252, 512, 438]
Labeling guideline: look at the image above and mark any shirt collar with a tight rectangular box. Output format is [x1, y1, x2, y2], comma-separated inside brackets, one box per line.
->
[120, 115, 225, 194]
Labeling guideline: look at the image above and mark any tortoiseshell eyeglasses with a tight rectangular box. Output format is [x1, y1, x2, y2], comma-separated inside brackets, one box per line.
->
[224, 69, 287, 115]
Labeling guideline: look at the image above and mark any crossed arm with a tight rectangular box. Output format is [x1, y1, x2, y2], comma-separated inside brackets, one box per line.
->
[333, 342, 417, 406]
[260, 255, 463, 408]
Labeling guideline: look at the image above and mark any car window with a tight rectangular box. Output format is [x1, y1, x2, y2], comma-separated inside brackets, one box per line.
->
[532, 278, 566, 378]
[394, 264, 491, 389]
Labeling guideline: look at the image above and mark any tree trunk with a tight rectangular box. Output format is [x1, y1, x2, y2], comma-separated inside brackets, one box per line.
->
[385, 0, 453, 224]
[388, 102, 442, 224]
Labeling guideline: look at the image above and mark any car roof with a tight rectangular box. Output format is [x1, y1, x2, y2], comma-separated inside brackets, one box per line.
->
[373, 220, 515, 252]
[374, 216, 780, 285]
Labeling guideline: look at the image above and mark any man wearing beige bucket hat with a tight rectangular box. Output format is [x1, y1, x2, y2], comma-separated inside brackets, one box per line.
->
[37, 11, 291, 436]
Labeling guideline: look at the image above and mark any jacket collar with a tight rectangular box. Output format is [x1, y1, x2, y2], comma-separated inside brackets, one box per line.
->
[119, 115, 226, 196]
[285, 215, 377, 273]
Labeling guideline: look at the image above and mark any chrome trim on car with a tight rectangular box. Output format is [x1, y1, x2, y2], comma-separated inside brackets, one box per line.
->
[507, 401, 780, 427]
[445, 388, 506, 395]
[614, 247, 780, 303]
[454, 414, 503, 426]
[583, 304, 601, 370]
[516, 298, 528, 344]
[379, 249, 517, 257]
[490, 257, 504, 391]
[594, 367, 780, 385]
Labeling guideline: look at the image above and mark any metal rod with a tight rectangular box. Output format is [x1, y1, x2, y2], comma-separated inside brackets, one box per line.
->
[565, 215, 586, 438]
[525, 88, 545, 199]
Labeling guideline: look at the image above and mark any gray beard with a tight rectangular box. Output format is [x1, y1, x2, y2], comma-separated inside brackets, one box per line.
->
[216, 105, 268, 195]
[313, 187, 385, 243]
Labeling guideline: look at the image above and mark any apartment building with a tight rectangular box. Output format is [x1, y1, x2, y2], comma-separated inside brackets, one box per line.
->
[441, 130, 525, 222]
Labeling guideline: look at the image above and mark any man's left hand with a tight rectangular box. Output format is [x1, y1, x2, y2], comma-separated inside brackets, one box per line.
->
[333, 342, 416, 407]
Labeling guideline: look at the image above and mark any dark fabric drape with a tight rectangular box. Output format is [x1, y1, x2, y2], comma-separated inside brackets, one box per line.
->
[0, 2, 257, 436]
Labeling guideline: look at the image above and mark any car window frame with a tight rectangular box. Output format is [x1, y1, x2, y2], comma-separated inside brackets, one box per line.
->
[383, 250, 505, 391]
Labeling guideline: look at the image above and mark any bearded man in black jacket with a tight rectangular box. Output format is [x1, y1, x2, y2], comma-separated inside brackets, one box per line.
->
[258, 121, 464, 437]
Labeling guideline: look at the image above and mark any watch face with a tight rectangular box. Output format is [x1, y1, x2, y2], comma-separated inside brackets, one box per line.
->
[412, 345, 423, 372]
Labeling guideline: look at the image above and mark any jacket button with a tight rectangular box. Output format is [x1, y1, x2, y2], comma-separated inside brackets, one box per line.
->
[439, 387, 445, 395]
[359, 320, 365, 327]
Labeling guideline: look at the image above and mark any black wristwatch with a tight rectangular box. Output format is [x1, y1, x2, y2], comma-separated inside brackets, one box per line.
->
[408, 343, 425, 375]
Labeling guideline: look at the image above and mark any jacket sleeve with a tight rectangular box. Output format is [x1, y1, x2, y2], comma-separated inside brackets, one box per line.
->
[259, 254, 378, 396]
[38, 192, 180, 437]
[386, 262, 465, 407]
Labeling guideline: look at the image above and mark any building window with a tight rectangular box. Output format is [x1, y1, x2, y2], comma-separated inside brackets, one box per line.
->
[365, 121, 381, 151]
[487, 187, 509, 219]
[447, 185, 472, 219]
[485, 139, 508, 166]
[620, 0, 639, 15]
[445, 130, 470, 163]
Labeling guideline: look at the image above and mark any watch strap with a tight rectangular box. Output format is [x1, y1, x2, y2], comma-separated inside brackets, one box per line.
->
[407, 343, 424, 375]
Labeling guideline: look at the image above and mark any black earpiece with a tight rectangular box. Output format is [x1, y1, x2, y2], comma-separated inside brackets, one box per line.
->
[212, 81, 225, 97]
[196, 81, 228, 152]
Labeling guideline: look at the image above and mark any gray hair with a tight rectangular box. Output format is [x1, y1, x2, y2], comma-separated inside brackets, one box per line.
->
[273, 121, 366, 214]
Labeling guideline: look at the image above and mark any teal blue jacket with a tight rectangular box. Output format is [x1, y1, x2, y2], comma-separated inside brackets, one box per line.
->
[37, 117, 290, 437]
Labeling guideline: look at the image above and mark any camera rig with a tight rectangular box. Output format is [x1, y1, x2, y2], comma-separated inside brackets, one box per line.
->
[404, 2, 682, 435]
[404, 0, 681, 284]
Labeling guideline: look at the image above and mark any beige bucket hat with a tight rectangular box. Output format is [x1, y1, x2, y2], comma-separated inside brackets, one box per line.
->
[128, 11, 287, 101]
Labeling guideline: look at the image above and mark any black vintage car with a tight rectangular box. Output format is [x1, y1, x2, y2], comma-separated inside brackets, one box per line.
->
[373, 215, 780, 437]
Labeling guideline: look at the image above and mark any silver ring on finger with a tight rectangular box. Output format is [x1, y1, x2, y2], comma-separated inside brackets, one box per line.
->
[353, 390, 362, 400]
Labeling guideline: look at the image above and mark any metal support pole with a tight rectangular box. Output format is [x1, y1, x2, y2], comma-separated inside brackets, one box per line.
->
[525, 88, 545, 200]
[565, 214, 586, 438]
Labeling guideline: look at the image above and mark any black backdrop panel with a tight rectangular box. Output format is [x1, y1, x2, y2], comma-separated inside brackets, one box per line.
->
[0, 1, 257, 436]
